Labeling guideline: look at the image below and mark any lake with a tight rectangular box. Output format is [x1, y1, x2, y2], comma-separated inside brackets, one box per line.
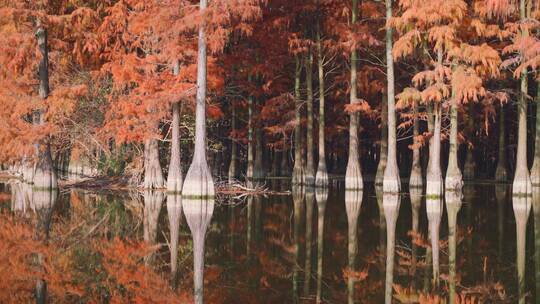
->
[0, 180, 538, 303]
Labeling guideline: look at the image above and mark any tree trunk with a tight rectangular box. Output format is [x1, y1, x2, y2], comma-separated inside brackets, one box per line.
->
[167, 62, 183, 192]
[228, 101, 237, 183]
[426, 49, 443, 197]
[315, 25, 328, 188]
[282, 139, 291, 176]
[305, 51, 315, 186]
[495, 104, 508, 182]
[254, 100, 265, 182]
[345, 0, 363, 190]
[463, 105, 476, 180]
[33, 24, 57, 190]
[22, 158, 34, 183]
[382, 0, 400, 193]
[513, 0, 532, 196]
[254, 127, 264, 180]
[271, 149, 280, 177]
[409, 99, 423, 188]
[143, 138, 165, 189]
[445, 89, 463, 190]
[183, 0, 214, 198]
[423, 102, 434, 177]
[292, 56, 305, 185]
[376, 93, 388, 186]
[530, 84, 540, 185]
[246, 91, 255, 188]
[426, 103, 443, 197]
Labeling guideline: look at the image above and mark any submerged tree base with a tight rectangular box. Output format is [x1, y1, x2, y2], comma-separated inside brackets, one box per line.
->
[495, 165, 507, 183]
[463, 161, 475, 180]
[167, 177, 183, 194]
[375, 161, 385, 187]
[304, 173, 315, 187]
[445, 173, 463, 192]
[426, 178, 443, 198]
[33, 169, 57, 190]
[315, 164, 329, 188]
[22, 163, 34, 184]
[531, 162, 540, 186]
[143, 139, 165, 190]
[292, 165, 305, 186]
[409, 169, 423, 189]
[182, 161, 215, 199]
[512, 172, 532, 196]
[345, 160, 363, 190]
[382, 165, 400, 194]
[382, 179, 400, 194]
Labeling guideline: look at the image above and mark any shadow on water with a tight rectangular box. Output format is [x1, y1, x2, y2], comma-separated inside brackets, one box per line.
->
[2, 179, 540, 303]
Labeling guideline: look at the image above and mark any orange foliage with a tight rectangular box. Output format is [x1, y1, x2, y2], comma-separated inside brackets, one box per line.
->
[95, 237, 188, 303]
[0, 212, 83, 303]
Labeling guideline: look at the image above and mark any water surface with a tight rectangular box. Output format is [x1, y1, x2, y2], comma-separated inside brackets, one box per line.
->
[1, 180, 538, 303]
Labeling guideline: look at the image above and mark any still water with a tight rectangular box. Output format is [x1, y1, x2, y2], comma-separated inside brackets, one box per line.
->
[1, 180, 539, 303]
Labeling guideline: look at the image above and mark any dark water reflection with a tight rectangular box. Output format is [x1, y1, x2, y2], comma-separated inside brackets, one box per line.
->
[2, 180, 540, 303]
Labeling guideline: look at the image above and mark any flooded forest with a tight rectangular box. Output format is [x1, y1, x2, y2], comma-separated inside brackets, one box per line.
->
[1, 0, 540, 303]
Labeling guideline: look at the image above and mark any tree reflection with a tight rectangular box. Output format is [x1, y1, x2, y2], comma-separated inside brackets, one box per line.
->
[513, 194, 530, 304]
[376, 186, 386, 263]
[445, 190, 462, 304]
[426, 195, 442, 288]
[143, 190, 163, 265]
[228, 196, 236, 260]
[10, 183, 58, 304]
[383, 193, 400, 304]
[495, 185, 508, 267]
[254, 195, 263, 247]
[463, 185, 474, 275]
[247, 195, 254, 257]
[183, 196, 215, 304]
[304, 187, 315, 296]
[533, 188, 540, 302]
[315, 187, 328, 304]
[10, 182, 27, 213]
[410, 187, 422, 279]
[292, 186, 304, 303]
[33, 187, 57, 304]
[166, 194, 182, 287]
[345, 190, 362, 304]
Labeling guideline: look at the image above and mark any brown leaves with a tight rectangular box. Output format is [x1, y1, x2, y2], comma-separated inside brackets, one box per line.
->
[451, 66, 486, 104]
[344, 99, 371, 114]
[342, 267, 369, 281]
